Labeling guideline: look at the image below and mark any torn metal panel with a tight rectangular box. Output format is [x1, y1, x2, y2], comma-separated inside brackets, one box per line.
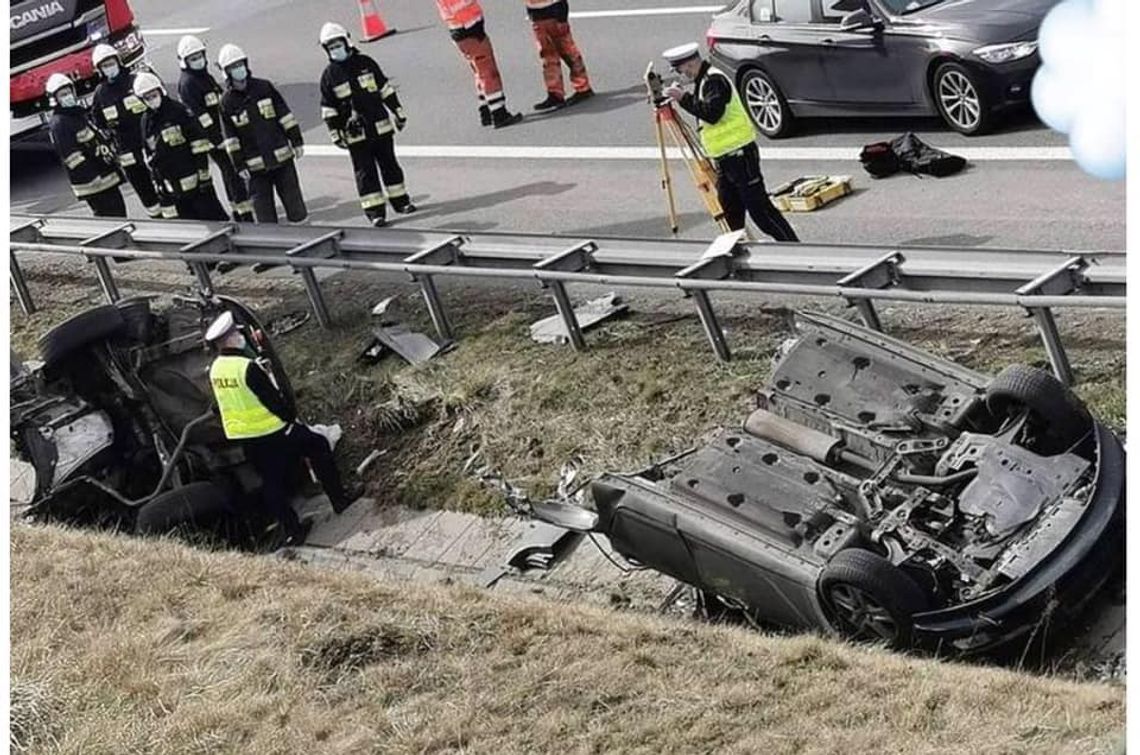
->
[529, 292, 629, 345]
[505, 521, 581, 572]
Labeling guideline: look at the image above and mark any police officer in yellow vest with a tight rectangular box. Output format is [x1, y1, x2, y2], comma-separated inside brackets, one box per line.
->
[206, 311, 360, 544]
[662, 43, 798, 242]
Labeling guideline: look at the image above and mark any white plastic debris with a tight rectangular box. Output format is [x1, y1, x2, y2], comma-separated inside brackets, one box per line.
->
[308, 423, 343, 451]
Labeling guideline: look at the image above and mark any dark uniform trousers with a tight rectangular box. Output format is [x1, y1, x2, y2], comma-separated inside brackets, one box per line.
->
[716, 142, 799, 242]
[241, 423, 349, 534]
[173, 188, 228, 221]
[249, 162, 307, 224]
[351, 136, 406, 222]
[120, 151, 161, 213]
[86, 187, 128, 217]
[211, 148, 251, 218]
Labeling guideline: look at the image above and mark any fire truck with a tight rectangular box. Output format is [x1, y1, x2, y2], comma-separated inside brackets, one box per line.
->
[10, 0, 147, 139]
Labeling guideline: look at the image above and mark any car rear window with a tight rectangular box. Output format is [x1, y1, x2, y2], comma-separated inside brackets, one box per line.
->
[751, 0, 775, 21]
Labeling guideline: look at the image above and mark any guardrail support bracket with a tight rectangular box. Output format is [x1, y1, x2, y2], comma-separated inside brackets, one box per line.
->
[405, 236, 467, 342]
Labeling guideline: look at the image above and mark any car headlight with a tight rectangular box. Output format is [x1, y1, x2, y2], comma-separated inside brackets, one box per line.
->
[973, 41, 1038, 64]
[86, 15, 110, 42]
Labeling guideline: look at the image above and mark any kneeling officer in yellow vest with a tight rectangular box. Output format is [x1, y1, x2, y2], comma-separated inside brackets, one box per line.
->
[206, 311, 361, 545]
[662, 43, 799, 243]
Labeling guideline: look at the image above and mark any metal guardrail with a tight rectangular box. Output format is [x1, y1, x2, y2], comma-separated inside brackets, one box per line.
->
[9, 214, 1126, 385]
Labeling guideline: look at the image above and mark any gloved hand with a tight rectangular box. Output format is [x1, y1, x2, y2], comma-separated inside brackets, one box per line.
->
[394, 116, 407, 132]
[664, 83, 685, 102]
[332, 131, 347, 150]
[293, 145, 304, 159]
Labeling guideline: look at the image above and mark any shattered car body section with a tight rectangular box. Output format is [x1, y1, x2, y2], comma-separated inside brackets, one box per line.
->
[590, 312, 1123, 652]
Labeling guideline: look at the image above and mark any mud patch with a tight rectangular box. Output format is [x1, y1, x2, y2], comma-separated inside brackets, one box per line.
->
[299, 624, 435, 676]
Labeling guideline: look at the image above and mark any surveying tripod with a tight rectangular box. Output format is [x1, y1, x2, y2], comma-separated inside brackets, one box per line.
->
[645, 63, 730, 235]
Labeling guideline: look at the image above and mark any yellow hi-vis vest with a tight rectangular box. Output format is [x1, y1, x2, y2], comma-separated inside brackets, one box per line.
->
[698, 66, 756, 159]
[209, 355, 286, 440]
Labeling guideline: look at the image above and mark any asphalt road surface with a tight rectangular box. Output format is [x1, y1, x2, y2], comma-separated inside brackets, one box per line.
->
[9, 0, 1126, 251]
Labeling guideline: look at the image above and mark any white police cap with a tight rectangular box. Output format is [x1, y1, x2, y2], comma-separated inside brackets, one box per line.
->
[662, 43, 701, 67]
[204, 310, 236, 342]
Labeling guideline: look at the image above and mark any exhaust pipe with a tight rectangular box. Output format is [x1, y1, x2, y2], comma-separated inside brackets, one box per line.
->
[743, 408, 841, 464]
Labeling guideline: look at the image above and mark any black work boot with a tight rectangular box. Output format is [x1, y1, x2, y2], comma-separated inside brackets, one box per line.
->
[491, 107, 524, 129]
[565, 89, 595, 107]
[284, 518, 313, 546]
[479, 104, 491, 127]
[368, 212, 387, 228]
[533, 93, 565, 111]
[331, 483, 365, 515]
[390, 196, 417, 214]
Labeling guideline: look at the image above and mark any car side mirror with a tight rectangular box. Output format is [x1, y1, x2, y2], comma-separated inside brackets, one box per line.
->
[839, 8, 879, 30]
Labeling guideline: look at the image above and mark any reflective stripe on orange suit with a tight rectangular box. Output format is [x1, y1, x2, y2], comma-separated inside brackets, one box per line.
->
[530, 18, 590, 99]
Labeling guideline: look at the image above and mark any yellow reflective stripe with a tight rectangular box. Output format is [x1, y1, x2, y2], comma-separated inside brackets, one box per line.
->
[63, 151, 85, 169]
[76, 128, 95, 143]
[320, 106, 339, 120]
[224, 137, 241, 154]
[385, 182, 407, 198]
[179, 174, 199, 191]
[161, 205, 179, 218]
[198, 168, 212, 181]
[279, 113, 298, 129]
[395, 107, 407, 120]
[247, 156, 266, 170]
[210, 356, 287, 439]
[190, 138, 213, 154]
[118, 151, 137, 167]
[380, 83, 396, 98]
[233, 200, 254, 214]
[273, 145, 294, 162]
[360, 192, 386, 209]
[144, 203, 162, 218]
[375, 120, 394, 135]
[72, 172, 120, 197]
[333, 82, 352, 99]
[198, 112, 215, 128]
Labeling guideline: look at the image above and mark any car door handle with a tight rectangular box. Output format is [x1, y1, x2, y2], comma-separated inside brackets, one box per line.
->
[821, 38, 836, 45]
[758, 34, 771, 44]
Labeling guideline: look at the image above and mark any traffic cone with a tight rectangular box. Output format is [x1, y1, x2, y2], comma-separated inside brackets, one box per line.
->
[358, 0, 396, 41]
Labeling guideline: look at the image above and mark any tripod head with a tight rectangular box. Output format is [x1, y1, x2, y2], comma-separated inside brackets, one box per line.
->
[644, 62, 671, 108]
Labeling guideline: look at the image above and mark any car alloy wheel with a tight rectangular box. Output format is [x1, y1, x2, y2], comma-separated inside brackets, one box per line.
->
[738, 72, 784, 137]
[826, 583, 900, 643]
[937, 69, 982, 133]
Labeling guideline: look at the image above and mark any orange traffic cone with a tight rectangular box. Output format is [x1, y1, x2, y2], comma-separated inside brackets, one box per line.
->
[358, 0, 396, 41]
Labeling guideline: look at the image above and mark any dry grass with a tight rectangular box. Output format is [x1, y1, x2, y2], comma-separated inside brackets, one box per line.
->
[10, 523, 1125, 754]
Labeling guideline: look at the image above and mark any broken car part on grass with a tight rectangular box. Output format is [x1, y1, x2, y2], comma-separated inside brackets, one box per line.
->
[526, 311, 1124, 653]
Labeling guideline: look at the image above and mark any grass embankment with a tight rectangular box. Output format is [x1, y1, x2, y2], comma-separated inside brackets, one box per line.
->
[9, 261, 1126, 515]
[9, 523, 1125, 754]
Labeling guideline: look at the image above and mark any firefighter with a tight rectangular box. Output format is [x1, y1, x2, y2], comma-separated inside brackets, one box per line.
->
[217, 44, 308, 224]
[318, 22, 416, 227]
[205, 311, 362, 545]
[176, 36, 255, 222]
[45, 73, 127, 217]
[662, 44, 798, 242]
[524, 0, 594, 111]
[435, 0, 523, 128]
[90, 44, 163, 218]
[135, 73, 228, 221]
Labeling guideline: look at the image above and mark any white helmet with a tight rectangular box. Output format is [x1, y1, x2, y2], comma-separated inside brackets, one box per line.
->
[92, 43, 119, 68]
[216, 43, 248, 72]
[319, 22, 351, 48]
[177, 35, 207, 68]
[45, 72, 74, 96]
[132, 71, 165, 99]
[204, 310, 237, 343]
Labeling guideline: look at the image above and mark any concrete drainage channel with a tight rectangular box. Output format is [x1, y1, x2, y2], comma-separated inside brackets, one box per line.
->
[10, 459, 1123, 681]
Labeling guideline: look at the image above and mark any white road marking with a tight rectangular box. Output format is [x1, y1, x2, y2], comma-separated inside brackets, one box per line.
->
[303, 144, 1073, 162]
[141, 27, 210, 36]
[570, 6, 722, 18]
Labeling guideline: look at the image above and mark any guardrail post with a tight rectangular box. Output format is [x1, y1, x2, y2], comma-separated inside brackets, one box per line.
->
[283, 230, 344, 329]
[836, 251, 904, 332]
[178, 226, 237, 298]
[1015, 256, 1088, 386]
[403, 236, 466, 342]
[533, 241, 597, 352]
[10, 251, 36, 315]
[79, 222, 135, 304]
[675, 233, 745, 362]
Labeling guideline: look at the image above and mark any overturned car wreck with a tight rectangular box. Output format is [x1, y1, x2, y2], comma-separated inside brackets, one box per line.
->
[571, 312, 1124, 652]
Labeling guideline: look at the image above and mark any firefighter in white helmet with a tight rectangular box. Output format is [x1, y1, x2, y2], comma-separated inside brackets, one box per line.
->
[45, 73, 127, 217]
[135, 72, 228, 221]
[90, 43, 163, 218]
[318, 21, 416, 227]
[217, 44, 308, 223]
[176, 36, 254, 222]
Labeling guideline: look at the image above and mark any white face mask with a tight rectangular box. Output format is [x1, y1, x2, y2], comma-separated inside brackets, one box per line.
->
[56, 90, 77, 108]
[187, 53, 207, 71]
[327, 42, 348, 62]
[228, 64, 249, 83]
[144, 92, 162, 110]
[100, 62, 121, 81]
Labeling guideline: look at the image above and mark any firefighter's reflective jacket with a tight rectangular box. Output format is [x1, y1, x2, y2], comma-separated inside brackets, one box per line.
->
[91, 72, 149, 166]
[141, 98, 214, 198]
[48, 106, 122, 198]
[319, 50, 406, 147]
[177, 68, 227, 147]
[220, 77, 304, 174]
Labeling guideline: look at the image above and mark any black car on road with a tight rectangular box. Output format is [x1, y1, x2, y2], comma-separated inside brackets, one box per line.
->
[706, 0, 1052, 136]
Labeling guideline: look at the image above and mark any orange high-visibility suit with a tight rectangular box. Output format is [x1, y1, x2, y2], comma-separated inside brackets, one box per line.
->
[525, 0, 591, 100]
[436, 0, 509, 117]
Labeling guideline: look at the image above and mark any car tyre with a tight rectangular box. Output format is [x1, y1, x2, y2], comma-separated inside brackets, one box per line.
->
[985, 364, 1092, 453]
[739, 68, 795, 139]
[38, 305, 125, 369]
[932, 62, 992, 136]
[819, 548, 929, 649]
[135, 481, 234, 536]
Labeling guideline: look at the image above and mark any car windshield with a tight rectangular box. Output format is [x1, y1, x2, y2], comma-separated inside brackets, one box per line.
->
[877, 0, 945, 14]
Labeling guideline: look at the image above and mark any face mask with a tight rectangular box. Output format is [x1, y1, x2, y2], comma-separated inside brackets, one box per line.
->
[328, 43, 348, 62]
[228, 64, 248, 83]
[144, 93, 162, 110]
[56, 90, 77, 108]
[188, 53, 207, 71]
[101, 62, 121, 81]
